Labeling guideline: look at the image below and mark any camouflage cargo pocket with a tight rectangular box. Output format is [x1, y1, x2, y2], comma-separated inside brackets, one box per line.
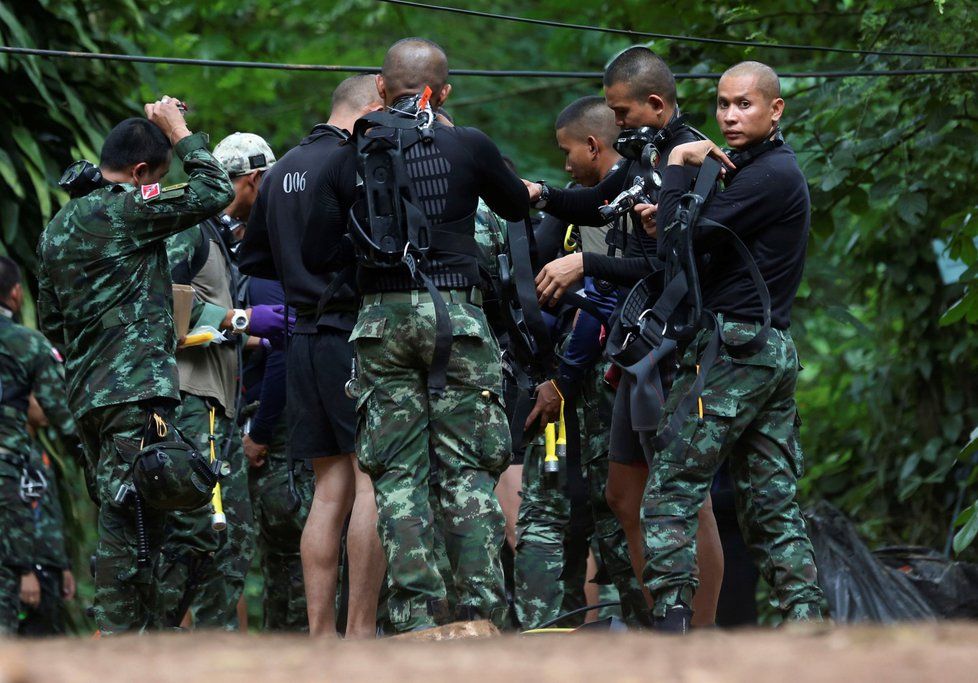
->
[657, 394, 737, 476]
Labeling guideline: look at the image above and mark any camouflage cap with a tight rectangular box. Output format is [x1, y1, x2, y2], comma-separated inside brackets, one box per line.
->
[213, 132, 276, 177]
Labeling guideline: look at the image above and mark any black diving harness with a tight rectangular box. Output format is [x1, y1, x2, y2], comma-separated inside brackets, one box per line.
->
[604, 131, 783, 452]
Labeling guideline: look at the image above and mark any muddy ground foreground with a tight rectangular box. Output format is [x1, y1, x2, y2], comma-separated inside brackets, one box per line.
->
[1, 621, 976, 682]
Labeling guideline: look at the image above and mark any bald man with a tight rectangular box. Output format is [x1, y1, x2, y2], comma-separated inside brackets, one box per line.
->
[346, 38, 529, 633]
[639, 60, 824, 632]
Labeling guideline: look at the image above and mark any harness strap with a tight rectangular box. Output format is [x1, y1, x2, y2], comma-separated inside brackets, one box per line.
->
[652, 313, 721, 451]
[558, 290, 611, 329]
[503, 218, 556, 383]
[607, 271, 687, 367]
[314, 264, 357, 322]
[403, 251, 453, 398]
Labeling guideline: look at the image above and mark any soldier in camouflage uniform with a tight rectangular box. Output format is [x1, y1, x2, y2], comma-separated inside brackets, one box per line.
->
[157, 133, 280, 630]
[514, 96, 646, 628]
[242, 275, 314, 632]
[19, 441, 76, 637]
[0, 257, 77, 636]
[37, 98, 234, 634]
[642, 62, 823, 630]
[348, 39, 528, 632]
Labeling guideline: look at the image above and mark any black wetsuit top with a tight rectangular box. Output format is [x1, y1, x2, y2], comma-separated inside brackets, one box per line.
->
[340, 120, 529, 292]
[239, 124, 358, 331]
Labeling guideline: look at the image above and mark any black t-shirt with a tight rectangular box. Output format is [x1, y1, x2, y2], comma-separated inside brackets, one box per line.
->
[656, 144, 810, 329]
[238, 125, 358, 331]
[345, 121, 529, 292]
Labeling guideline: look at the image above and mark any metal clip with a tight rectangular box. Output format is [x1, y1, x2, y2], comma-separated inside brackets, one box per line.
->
[344, 357, 361, 400]
[19, 466, 48, 503]
[113, 482, 135, 505]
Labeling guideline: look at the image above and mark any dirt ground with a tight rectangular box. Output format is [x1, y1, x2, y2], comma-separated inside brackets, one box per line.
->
[2, 621, 977, 683]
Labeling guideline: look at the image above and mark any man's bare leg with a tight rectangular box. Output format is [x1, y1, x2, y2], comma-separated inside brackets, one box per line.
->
[584, 551, 600, 623]
[302, 455, 355, 637]
[606, 460, 654, 609]
[495, 464, 523, 552]
[236, 593, 248, 633]
[691, 494, 723, 626]
[343, 453, 386, 639]
[607, 462, 724, 626]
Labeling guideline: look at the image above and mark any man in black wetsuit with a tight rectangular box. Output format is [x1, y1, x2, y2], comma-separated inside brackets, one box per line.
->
[642, 61, 824, 631]
[237, 75, 386, 638]
[347, 38, 529, 632]
[524, 47, 723, 627]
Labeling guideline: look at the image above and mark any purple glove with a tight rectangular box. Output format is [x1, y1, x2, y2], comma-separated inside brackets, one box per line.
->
[248, 305, 294, 350]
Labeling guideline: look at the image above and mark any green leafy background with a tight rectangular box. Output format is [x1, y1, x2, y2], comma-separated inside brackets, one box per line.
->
[3, 0, 978, 630]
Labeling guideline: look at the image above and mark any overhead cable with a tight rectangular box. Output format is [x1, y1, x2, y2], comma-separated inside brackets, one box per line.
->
[378, 0, 978, 61]
[3, 46, 978, 79]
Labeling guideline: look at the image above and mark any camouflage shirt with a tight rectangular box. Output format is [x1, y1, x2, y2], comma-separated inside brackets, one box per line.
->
[37, 133, 234, 418]
[0, 311, 75, 467]
[474, 199, 507, 280]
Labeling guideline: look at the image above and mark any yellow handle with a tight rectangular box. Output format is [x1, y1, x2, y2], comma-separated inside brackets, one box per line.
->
[544, 422, 557, 461]
[555, 401, 567, 449]
[563, 224, 578, 252]
[181, 331, 216, 348]
[208, 407, 226, 531]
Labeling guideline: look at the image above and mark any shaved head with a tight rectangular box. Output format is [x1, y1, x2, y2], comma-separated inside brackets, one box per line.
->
[721, 61, 781, 100]
[555, 96, 619, 148]
[331, 74, 382, 114]
[381, 37, 449, 102]
[604, 46, 677, 105]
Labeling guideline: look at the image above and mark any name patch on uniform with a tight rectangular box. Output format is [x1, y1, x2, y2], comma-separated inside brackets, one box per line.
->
[141, 183, 161, 200]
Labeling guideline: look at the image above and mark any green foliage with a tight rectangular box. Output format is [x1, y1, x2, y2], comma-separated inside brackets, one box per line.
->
[1, 0, 147, 633]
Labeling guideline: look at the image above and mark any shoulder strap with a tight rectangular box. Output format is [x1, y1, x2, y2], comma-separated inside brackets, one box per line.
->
[171, 225, 211, 285]
[498, 218, 556, 383]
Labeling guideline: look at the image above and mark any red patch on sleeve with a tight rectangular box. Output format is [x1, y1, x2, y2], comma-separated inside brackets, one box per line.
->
[50, 346, 63, 363]
[141, 183, 161, 200]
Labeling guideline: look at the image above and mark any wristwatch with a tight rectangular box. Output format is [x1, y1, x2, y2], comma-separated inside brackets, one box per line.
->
[533, 180, 551, 210]
[230, 308, 249, 334]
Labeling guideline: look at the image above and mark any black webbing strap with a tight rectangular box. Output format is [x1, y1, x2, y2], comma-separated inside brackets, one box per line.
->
[652, 312, 721, 451]
[505, 217, 555, 381]
[171, 224, 210, 285]
[314, 264, 357, 322]
[558, 290, 611, 329]
[427, 226, 481, 258]
[606, 270, 686, 367]
[403, 250, 453, 398]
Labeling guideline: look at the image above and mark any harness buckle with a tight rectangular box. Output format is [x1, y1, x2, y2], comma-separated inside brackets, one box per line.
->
[636, 308, 668, 350]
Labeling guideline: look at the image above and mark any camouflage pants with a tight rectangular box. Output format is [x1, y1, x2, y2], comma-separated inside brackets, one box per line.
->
[0, 465, 32, 635]
[351, 294, 509, 632]
[156, 393, 255, 629]
[513, 439, 571, 629]
[248, 453, 313, 631]
[644, 321, 823, 619]
[76, 402, 167, 634]
[579, 363, 650, 627]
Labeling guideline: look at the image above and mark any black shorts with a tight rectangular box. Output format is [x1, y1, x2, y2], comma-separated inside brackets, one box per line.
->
[287, 329, 357, 459]
[608, 371, 647, 466]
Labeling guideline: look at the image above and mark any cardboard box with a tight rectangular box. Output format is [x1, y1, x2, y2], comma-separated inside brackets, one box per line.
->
[172, 284, 195, 339]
